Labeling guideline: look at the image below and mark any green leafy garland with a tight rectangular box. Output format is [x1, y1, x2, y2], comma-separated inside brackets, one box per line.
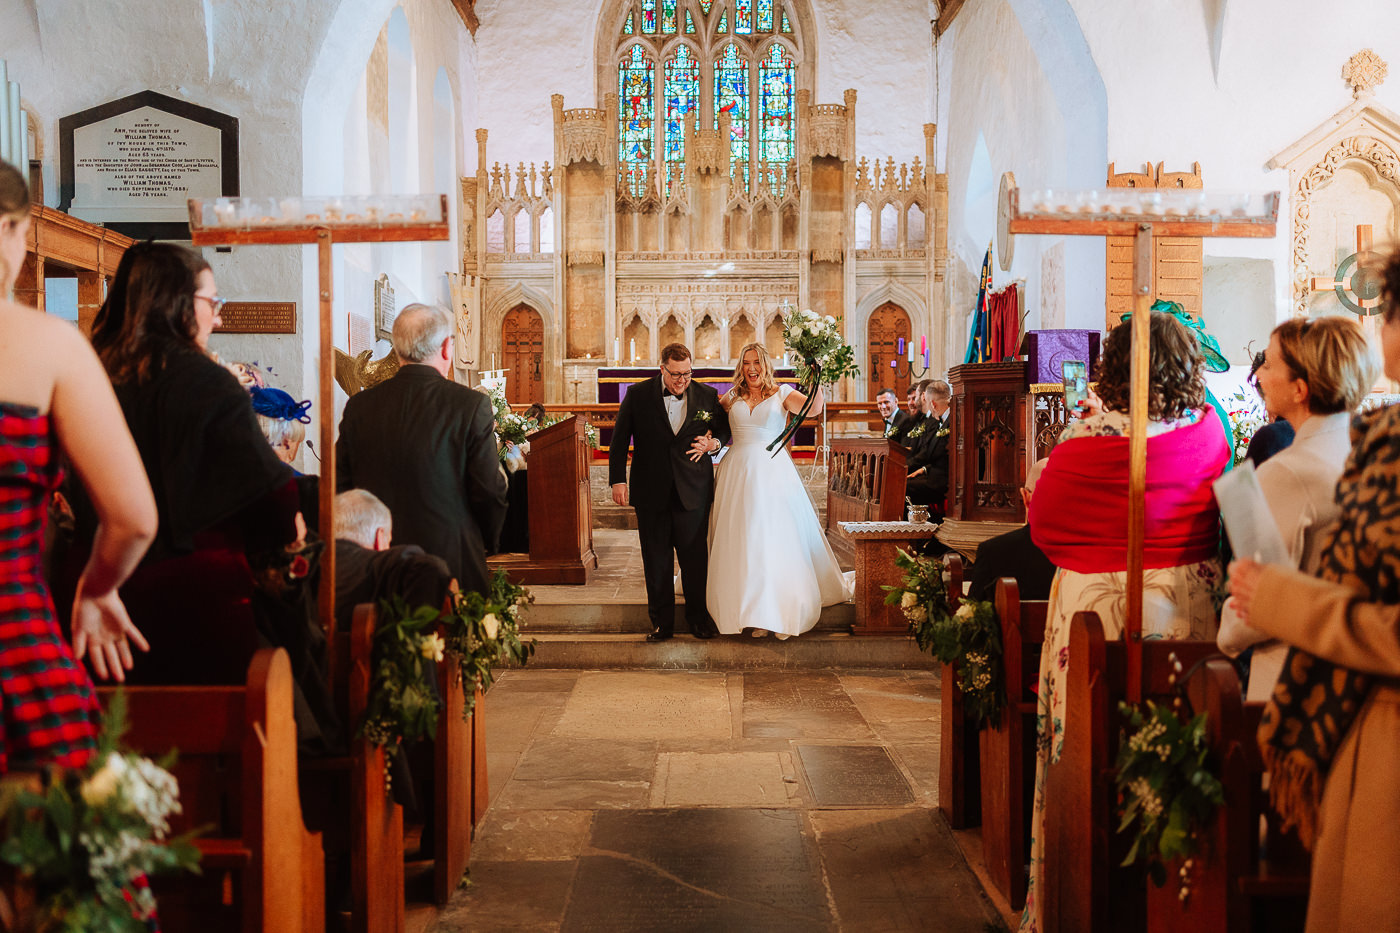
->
[1114, 697, 1225, 894]
[883, 548, 1005, 726]
[443, 570, 537, 719]
[358, 597, 447, 775]
[0, 692, 202, 932]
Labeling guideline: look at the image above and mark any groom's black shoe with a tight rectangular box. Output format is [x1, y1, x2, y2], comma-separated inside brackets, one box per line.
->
[645, 631, 673, 643]
[692, 628, 717, 640]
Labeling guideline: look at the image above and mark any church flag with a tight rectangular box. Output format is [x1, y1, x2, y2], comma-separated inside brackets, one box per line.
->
[963, 243, 994, 364]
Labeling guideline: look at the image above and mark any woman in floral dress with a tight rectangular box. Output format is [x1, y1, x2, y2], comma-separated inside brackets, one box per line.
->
[1017, 312, 1230, 931]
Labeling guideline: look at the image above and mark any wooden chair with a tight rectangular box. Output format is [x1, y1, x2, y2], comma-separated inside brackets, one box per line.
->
[96, 648, 325, 933]
[1041, 611, 1220, 933]
[1145, 658, 1309, 933]
[939, 554, 982, 829]
[979, 577, 1048, 911]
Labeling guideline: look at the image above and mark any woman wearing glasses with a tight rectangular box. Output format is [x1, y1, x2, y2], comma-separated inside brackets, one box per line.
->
[62, 243, 299, 684]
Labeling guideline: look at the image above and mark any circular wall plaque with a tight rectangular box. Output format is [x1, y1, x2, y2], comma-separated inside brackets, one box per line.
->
[997, 171, 1016, 272]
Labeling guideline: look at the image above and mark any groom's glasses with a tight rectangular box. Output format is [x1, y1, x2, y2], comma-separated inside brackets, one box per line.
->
[663, 367, 693, 381]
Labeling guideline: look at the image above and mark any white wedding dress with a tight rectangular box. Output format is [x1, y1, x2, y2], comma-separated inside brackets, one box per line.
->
[707, 384, 853, 636]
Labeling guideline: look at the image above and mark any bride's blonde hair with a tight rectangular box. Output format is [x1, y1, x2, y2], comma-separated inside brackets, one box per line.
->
[727, 342, 778, 402]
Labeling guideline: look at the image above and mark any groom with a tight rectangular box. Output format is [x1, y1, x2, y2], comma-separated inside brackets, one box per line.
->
[610, 343, 731, 642]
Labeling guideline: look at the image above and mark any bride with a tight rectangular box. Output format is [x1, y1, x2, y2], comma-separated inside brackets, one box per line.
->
[706, 343, 852, 638]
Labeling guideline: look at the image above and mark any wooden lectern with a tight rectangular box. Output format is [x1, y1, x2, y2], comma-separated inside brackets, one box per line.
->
[825, 437, 908, 565]
[489, 416, 598, 584]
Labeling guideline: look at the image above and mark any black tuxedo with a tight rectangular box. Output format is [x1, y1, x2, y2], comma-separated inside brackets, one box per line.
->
[906, 412, 950, 515]
[883, 409, 912, 443]
[967, 524, 1058, 603]
[609, 374, 731, 636]
[336, 365, 508, 596]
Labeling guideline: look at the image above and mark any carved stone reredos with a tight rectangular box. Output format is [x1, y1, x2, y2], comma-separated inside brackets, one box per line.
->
[556, 98, 611, 168]
[1344, 49, 1388, 100]
[807, 103, 849, 160]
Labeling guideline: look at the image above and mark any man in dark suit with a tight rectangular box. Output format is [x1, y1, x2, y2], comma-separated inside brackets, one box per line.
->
[337, 303, 508, 597]
[876, 387, 911, 442]
[609, 344, 731, 642]
[906, 379, 951, 517]
[968, 458, 1057, 602]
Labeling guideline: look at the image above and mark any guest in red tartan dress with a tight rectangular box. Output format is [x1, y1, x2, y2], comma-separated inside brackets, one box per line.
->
[0, 162, 157, 775]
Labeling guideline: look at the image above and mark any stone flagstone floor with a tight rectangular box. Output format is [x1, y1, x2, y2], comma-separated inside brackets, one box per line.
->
[428, 669, 1008, 932]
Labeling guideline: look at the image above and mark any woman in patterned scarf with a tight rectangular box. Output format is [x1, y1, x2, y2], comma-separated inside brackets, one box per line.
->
[1229, 247, 1400, 932]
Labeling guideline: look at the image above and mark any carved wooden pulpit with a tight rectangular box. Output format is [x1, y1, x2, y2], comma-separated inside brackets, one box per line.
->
[488, 415, 598, 584]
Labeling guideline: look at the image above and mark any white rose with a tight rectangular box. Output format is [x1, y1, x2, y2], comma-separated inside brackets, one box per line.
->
[420, 633, 446, 663]
[803, 309, 818, 321]
[81, 752, 127, 807]
[900, 591, 918, 608]
[955, 602, 975, 621]
[790, 324, 805, 338]
[481, 613, 500, 640]
[824, 315, 835, 324]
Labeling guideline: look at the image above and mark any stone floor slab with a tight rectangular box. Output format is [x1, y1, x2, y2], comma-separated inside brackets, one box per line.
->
[552, 671, 732, 740]
[811, 809, 1004, 932]
[563, 809, 833, 932]
[797, 745, 916, 807]
[439, 859, 575, 931]
[512, 737, 658, 783]
[469, 809, 594, 862]
[742, 672, 875, 739]
[493, 777, 654, 811]
[651, 751, 795, 807]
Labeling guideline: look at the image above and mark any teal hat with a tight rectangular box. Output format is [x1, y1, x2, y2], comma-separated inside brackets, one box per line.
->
[1124, 300, 1231, 373]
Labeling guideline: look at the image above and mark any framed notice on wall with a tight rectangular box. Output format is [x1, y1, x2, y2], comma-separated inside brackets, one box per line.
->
[59, 90, 239, 241]
[219, 302, 296, 335]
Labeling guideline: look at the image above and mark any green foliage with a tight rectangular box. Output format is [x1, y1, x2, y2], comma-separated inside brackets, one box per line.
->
[0, 693, 202, 931]
[882, 551, 1005, 727]
[1114, 700, 1225, 883]
[443, 570, 538, 719]
[358, 598, 447, 770]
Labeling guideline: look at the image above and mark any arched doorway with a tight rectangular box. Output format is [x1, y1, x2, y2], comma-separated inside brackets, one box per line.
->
[501, 304, 544, 404]
[867, 302, 911, 401]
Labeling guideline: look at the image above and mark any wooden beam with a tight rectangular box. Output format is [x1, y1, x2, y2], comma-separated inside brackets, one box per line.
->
[935, 0, 968, 37]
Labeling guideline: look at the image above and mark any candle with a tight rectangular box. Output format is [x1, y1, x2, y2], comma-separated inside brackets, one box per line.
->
[907, 342, 915, 363]
[897, 337, 905, 355]
[920, 335, 927, 355]
[491, 353, 497, 369]
[630, 338, 636, 361]
[923, 350, 929, 368]
[889, 359, 896, 369]
[614, 338, 620, 362]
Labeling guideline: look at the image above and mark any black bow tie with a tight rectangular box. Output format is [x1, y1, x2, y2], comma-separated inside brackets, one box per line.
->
[664, 390, 684, 400]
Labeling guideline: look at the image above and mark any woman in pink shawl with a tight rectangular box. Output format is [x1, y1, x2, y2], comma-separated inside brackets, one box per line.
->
[1017, 311, 1230, 932]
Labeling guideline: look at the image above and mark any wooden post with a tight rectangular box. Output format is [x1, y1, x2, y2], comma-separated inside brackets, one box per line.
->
[1126, 224, 1152, 704]
[76, 270, 101, 336]
[317, 230, 337, 654]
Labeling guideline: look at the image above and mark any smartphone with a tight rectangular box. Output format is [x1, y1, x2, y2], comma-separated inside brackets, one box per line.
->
[1062, 360, 1089, 412]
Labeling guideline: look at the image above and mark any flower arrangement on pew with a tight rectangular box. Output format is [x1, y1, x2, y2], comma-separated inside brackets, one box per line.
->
[0, 693, 201, 932]
[443, 570, 537, 719]
[767, 307, 859, 453]
[1114, 677, 1225, 898]
[359, 597, 446, 780]
[883, 548, 1005, 726]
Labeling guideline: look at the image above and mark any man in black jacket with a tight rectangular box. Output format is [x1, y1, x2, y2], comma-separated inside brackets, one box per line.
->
[337, 303, 508, 596]
[609, 344, 731, 642]
[876, 387, 911, 442]
[906, 380, 951, 517]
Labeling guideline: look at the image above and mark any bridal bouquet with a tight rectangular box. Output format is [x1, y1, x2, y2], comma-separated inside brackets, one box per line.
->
[0, 693, 201, 932]
[767, 308, 859, 453]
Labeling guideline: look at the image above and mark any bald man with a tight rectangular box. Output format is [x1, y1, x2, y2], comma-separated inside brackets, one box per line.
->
[967, 458, 1058, 602]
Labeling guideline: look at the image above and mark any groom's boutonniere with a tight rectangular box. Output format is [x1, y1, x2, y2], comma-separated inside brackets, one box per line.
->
[693, 410, 713, 424]
[884, 422, 897, 438]
[906, 422, 927, 440]
[935, 425, 950, 439]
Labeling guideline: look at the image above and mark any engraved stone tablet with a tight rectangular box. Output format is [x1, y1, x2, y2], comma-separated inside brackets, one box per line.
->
[219, 301, 296, 335]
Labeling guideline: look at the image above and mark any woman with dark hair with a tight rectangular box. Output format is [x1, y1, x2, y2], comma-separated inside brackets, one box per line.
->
[73, 242, 298, 684]
[1229, 249, 1400, 931]
[0, 162, 157, 774]
[1018, 311, 1231, 932]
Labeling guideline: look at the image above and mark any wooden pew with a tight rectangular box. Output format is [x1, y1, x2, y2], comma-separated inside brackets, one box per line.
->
[432, 658, 490, 904]
[979, 578, 1048, 911]
[939, 554, 982, 829]
[1147, 658, 1308, 933]
[96, 648, 325, 933]
[1041, 611, 1221, 933]
[826, 437, 908, 565]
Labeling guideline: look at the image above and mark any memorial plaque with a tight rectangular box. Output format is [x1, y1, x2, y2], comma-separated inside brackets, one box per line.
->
[60, 90, 238, 240]
[219, 301, 296, 335]
[348, 312, 373, 355]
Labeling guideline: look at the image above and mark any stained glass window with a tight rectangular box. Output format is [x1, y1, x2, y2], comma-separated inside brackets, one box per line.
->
[685, 9, 695, 32]
[758, 44, 794, 193]
[662, 0, 677, 33]
[735, 0, 752, 34]
[716, 9, 727, 32]
[699, 0, 713, 14]
[757, 0, 773, 32]
[642, 0, 657, 33]
[623, 11, 634, 34]
[618, 45, 655, 197]
[714, 43, 750, 182]
[781, 9, 792, 31]
[664, 46, 700, 192]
